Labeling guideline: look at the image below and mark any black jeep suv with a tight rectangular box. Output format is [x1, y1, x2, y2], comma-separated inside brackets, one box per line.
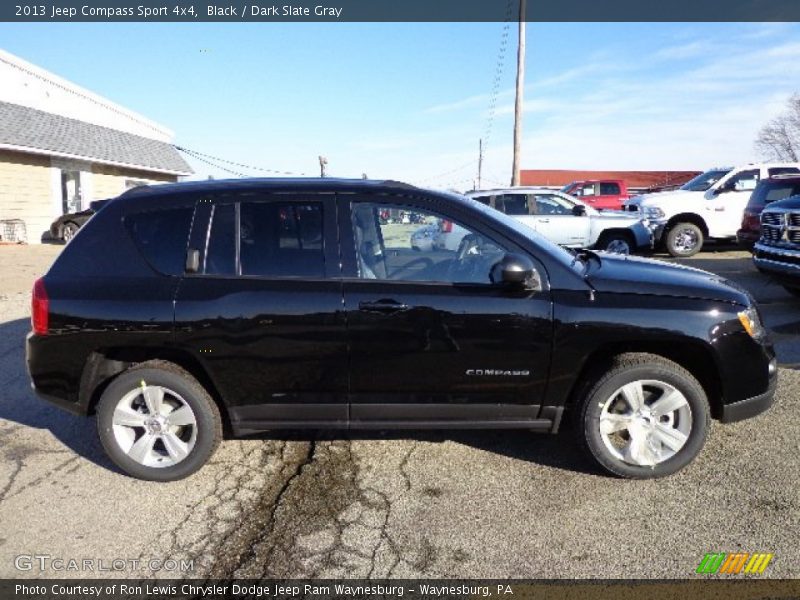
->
[26, 179, 777, 481]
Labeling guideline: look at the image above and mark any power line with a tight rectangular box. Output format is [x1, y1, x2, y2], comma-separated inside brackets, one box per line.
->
[174, 145, 308, 176]
[480, 0, 515, 163]
[412, 159, 477, 186]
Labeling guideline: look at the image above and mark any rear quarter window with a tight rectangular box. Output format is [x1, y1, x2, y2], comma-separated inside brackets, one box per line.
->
[125, 207, 194, 276]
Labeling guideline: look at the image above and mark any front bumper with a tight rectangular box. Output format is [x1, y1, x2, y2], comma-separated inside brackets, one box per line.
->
[753, 242, 800, 280]
[720, 358, 777, 423]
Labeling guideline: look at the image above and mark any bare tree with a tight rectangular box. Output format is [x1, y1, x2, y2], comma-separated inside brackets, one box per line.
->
[755, 93, 800, 162]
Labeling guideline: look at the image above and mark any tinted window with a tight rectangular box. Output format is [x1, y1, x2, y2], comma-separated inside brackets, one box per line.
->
[240, 202, 324, 277]
[204, 201, 325, 278]
[599, 182, 621, 195]
[497, 194, 529, 215]
[472, 195, 492, 206]
[205, 203, 236, 275]
[125, 207, 193, 276]
[352, 202, 508, 284]
[748, 181, 800, 210]
[768, 167, 800, 176]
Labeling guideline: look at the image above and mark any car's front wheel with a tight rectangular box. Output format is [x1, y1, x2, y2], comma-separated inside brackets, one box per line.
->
[596, 231, 633, 255]
[665, 222, 703, 257]
[576, 353, 710, 479]
[96, 361, 222, 481]
[61, 222, 79, 243]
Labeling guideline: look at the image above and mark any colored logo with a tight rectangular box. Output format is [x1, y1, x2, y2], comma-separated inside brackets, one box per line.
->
[696, 552, 773, 575]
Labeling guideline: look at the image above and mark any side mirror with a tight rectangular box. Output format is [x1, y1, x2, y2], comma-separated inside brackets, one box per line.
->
[490, 253, 542, 291]
[572, 205, 586, 216]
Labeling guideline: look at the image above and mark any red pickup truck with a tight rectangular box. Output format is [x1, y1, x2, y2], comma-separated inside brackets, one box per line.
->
[561, 179, 630, 210]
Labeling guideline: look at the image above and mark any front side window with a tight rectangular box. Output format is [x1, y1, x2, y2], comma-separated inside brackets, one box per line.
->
[724, 169, 760, 193]
[577, 183, 598, 197]
[497, 194, 530, 215]
[532, 194, 575, 216]
[125, 207, 194, 276]
[351, 202, 508, 285]
[204, 200, 325, 278]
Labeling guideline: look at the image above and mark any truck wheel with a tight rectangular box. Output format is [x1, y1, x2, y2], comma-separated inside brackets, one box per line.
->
[575, 353, 710, 479]
[596, 232, 632, 255]
[96, 361, 222, 481]
[665, 223, 703, 257]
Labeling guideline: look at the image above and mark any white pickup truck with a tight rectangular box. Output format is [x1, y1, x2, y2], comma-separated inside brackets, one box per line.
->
[624, 163, 800, 257]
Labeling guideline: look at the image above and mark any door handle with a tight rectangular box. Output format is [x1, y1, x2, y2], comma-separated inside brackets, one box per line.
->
[359, 299, 410, 313]
[538, 218, 550, 223]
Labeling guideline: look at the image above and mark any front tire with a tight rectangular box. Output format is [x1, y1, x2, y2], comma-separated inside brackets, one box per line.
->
[596, 232, 633, 255]
[575, 353, 710, 479]
[665, 222, 703, 257]
[96, 361, 222, 481]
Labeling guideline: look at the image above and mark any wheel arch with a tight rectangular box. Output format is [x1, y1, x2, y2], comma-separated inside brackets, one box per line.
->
[666, 213, 709, 237]
[593, 228, 635, 248]
[79, 347, 230, 428]
[563, 341, 724, 420]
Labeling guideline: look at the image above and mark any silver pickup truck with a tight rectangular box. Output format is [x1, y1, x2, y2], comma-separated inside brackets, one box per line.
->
[417, 187, 653, 254]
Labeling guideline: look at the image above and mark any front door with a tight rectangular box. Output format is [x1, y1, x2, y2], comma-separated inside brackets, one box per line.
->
[530, 193, 591, 247]
[339, 195, 553, 425]
[706, 169, 760, 238]
[173, 192, 348, 430]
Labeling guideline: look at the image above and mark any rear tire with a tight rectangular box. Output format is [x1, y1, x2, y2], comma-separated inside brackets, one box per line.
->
[61, 222, 79, 243]
[575, 353, 710, 479]
[96, 361, 222, 481]
[665, 222, 703, 257]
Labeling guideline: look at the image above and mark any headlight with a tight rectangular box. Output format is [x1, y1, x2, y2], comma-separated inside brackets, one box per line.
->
[738, 307, 766, 340]
[643, 206, 665, 219]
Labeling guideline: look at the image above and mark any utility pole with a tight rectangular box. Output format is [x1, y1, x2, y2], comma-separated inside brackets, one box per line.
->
[318, 155, 328, 178]
[477, 138, 483, 190]
[511, 0, 526, 187]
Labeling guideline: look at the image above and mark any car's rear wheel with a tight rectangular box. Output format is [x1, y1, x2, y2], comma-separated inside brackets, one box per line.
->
[596, 232, 633, 255]
[61, 222, 79, 243]
[665, 222, 703, 257]
[97, 361, 222, 481]
[575, 353, 710, 479]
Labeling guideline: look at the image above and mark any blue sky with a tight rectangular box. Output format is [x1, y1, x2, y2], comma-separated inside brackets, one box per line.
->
[1, 22, 799, 189]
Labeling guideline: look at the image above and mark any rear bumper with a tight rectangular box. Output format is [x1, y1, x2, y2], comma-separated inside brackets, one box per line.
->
[720, 361, 777, 423]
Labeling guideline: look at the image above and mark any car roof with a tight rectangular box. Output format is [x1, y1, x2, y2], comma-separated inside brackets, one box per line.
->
[121, 177, 420, 198]
[466, 187, 564, 196]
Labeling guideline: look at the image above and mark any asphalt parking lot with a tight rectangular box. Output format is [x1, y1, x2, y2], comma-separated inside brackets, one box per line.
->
[0, 244, 798, 579]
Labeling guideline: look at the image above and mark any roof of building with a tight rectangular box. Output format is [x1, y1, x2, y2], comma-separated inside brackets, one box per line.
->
[0, 101, 193, 175]
[521, 169, 701, 188]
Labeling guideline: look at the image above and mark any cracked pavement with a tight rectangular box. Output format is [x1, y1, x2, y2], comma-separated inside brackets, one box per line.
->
[0, 245, 798, 579]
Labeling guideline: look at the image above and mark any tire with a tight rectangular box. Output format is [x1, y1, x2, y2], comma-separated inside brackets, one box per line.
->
[665, 222, 703, 257]
[96, 360, 222, 481]
[596, 232, 633, 255]
[62, 222, 79, 243]
[575, 353, 710, 479]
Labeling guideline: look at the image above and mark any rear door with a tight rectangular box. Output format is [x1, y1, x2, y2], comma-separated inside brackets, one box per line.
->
[173, 191, 348, 430]
[595, 181, 623, 210]
[339, 194, 553, 426]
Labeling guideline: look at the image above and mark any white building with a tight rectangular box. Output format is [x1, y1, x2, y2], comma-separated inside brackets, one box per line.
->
[0, 48, 192, 242]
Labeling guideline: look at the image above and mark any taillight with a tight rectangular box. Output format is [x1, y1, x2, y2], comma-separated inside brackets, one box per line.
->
[742, 210, 760, 232]
[32, 278, 49, 335]
[441, 220, 453, 233]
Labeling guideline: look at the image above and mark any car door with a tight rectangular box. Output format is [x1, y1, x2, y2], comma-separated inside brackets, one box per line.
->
[339, 194, 553, 426]
[531, 193, 591, 246]
[706, 169, 760, 237]
[595, 182, 623, 210]
[173, 191, 348, 430]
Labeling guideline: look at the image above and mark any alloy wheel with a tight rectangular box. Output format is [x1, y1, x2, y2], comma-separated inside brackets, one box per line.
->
[111, 384, 198, 468]
[598, 379, 692, 467]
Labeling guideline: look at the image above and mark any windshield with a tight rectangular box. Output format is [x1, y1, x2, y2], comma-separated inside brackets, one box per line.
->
[560, 183, 576, 193]
[680, 169, 731, 192]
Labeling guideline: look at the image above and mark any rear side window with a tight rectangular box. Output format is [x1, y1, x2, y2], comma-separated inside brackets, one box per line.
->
[600, 182, 621, 195]
[747, 181, 800, 210]
[497, 194, 529, 215]
[768, 167, 800, 176]
[203, 201, 325, 278]
[125, 207, 193, 276]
